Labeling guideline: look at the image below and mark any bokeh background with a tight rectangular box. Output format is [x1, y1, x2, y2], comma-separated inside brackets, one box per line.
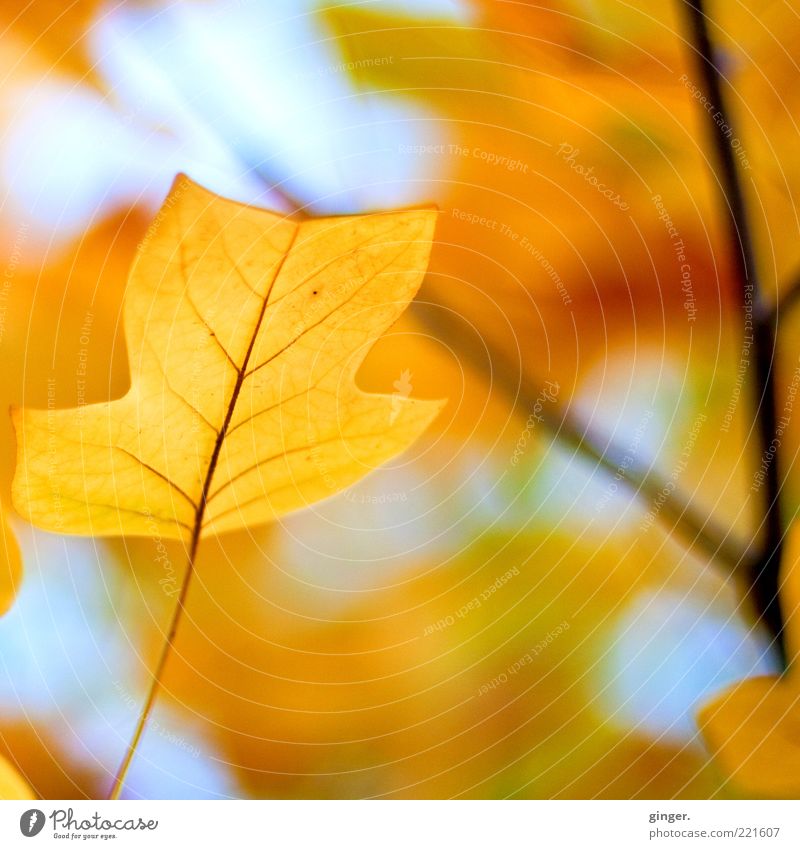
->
[1, 0, 800, 799]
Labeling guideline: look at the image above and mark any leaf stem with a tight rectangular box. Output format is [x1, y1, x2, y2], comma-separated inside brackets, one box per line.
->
[683, 0, 785, 660]
[108, 533, 200, 800]
[108, 226, 300, 798]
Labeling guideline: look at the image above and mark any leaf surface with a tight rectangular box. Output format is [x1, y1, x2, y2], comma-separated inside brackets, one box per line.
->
[0, 506, 21, 615]
[0, 753, 34, 800]
[12, 176, 442, 541]
[697, 523, 800, 797]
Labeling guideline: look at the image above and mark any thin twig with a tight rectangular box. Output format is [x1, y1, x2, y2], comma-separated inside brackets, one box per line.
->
[411, 301, 752, 573]
[768, 265, 800, 323]
[108, 544, 197, 799]
[684, 0, 785, 660]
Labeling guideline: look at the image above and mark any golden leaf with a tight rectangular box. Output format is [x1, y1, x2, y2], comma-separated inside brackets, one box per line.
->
[10, 175, 443, 798]
[698, 676, 800, 798]
[12, 175, 443, 543]
[0, 753, 34, 800]
[0, 506, 21, 616]
[697, 523, 800, 797]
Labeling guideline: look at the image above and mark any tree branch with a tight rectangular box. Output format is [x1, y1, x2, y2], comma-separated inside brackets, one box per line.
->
[411, 301, 752, 574]
[769, 265, 800, 324]
[684, 0, 785, 660]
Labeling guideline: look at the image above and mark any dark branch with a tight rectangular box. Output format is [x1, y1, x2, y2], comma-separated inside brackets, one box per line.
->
[769, 265, 800, 323]
[411, 301, 752, 574]
[683, 0, 785, 660]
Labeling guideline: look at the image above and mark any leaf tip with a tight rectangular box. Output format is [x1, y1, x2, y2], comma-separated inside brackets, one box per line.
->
[167, 172, 213, 207]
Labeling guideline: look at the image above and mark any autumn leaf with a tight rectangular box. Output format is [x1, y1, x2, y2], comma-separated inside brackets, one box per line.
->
[10, 174, 443, 797]
[0, 0, 101, 77]
[697, 523, 800, 797]
[0, 506, 21, 616]
[12, 175, 443, 542]
[0, 752, 34, 800]
[165, 524, 729, 799]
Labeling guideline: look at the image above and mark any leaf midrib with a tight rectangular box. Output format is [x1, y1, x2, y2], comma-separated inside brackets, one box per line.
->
[188, 222, 301, 552]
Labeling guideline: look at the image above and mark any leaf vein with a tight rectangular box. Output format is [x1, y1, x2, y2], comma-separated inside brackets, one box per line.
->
[204, 429, 388, 519]
[244, 240, 415, 380]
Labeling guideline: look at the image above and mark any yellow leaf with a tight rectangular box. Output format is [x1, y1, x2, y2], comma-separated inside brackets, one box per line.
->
[0, 0, 100, 76]
[698, 677, 800, 798]
[697, 523, 800, 797]
[0, 753, 34, 800]
[12, 175, 443, 542]
[0, 505, 21, 616]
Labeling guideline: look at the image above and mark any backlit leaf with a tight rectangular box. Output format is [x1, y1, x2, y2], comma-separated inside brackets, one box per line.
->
[697, 523, 800, 797]
[0, 505, 21, 616]
[0, 753, 34, 800]
[11, 176, 443, 542]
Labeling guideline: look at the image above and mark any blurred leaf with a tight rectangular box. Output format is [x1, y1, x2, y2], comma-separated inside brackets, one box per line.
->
[0, 0, 100, 76]
[713, 2, 800, 290]
[698, 676, 800, 798]
[0, 506, 21, 615]
[12, 175, 443, 540]
[698, 523, 800, 797]
[164, 523, 731, 799]
[324, 3, 759, 546]
[0, 752, 34, 800]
